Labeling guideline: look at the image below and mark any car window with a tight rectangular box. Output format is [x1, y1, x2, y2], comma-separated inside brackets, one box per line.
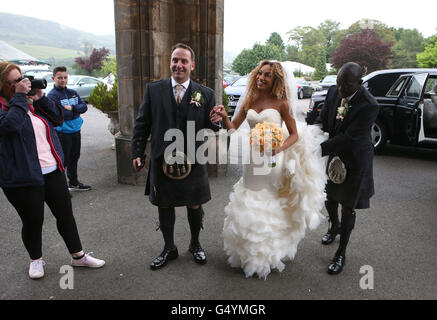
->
[405, 73, 428, 98]
[232, 77, 248, 87]
[322, 75, 337, 83]
[367, 73, 404, 97]
[82, 78, 99, 85]
[68, 76, 80, 85]
[387, 77, 408, 97]
[424, 76, 437, 95]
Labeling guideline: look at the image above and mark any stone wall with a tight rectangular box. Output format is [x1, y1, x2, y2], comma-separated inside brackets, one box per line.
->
[114, 0, 224, 184]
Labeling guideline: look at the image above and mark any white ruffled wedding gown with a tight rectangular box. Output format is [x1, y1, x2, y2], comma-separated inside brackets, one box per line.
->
[223, 108, 328, 279]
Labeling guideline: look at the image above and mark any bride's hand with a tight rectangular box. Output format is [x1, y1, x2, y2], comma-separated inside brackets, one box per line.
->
[210, 105, 227, 123]
[272, 147, 283, 156]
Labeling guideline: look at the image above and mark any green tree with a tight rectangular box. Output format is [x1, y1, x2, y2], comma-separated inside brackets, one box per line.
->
[313, 49, 328, 80]
[318, 19, 341, 59]
[392, 29, 424, 68]
[99, 56, 117, 78]
[347, 19, 396, 44]
[266, 32, 285, 52]
[287, 26, 326, 67]
[417, 36, 437, 68]
[285, 45, 300, 62]
[232, 43, 283, 75]
[232, 48, 253, 75]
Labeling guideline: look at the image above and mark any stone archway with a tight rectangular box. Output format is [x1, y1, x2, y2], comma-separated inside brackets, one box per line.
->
[113, 0, 224, 184]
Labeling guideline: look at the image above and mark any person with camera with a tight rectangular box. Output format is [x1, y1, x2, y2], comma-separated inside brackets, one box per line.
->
[0, 62, 105, 279]
[47, 66, 91, 192]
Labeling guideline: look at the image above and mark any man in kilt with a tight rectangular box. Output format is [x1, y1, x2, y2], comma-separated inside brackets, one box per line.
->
[132, 43, 220, 270]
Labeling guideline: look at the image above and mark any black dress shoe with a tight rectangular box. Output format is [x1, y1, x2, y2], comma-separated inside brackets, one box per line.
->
[189, 244, 207, 265]
[150, 247, 178, 270]
[321, 225, 341, 245]
[327, 254, 346, 275]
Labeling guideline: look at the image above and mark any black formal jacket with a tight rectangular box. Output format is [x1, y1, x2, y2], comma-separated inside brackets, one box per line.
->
[131, 78, 219, 206]
[320, 85, 380, 209]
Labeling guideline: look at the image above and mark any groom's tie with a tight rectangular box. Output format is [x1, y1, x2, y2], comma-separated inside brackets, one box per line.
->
[175, 84, 184, 104]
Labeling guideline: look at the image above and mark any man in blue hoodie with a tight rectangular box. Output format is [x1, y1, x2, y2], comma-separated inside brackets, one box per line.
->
[48, 66, 91, 191]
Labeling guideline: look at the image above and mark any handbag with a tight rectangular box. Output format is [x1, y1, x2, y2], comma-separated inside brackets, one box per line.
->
[328, 156, 347, 184]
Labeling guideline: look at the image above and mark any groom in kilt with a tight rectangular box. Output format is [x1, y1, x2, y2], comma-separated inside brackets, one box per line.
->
[132, 43, 220, 270]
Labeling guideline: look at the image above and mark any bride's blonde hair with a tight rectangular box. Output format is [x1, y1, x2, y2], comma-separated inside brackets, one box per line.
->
[242, 60, 286, 112]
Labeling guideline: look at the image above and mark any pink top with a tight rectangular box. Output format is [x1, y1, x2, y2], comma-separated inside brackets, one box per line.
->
[28, 110, 57, 170]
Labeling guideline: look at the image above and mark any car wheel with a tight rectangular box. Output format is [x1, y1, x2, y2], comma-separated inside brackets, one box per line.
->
[372, 119, 387, 153]
[298, 90, 304, 99]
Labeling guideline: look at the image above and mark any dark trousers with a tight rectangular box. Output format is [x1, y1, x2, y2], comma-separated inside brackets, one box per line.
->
[325, 196, 356, 256]
[2, 170, 83, 260]
[58, 131, 81, 186]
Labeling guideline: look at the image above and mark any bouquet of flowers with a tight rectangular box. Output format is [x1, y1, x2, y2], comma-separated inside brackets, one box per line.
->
[249, 121, 284, 167]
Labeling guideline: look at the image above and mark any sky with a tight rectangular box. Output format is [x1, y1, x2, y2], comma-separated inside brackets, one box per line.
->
[1, 0, 436, 54]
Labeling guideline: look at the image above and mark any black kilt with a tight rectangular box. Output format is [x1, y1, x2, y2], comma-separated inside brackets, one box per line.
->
[145, 157, 211, 207]
[325, 152, 374, 210]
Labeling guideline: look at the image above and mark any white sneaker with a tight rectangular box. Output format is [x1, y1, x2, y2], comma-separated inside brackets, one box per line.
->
[71, 252, 105, 268]
[29, 259, 45, 279]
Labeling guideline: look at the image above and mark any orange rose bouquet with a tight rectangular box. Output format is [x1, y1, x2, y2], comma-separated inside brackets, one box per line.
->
[249, 121, 284, 167]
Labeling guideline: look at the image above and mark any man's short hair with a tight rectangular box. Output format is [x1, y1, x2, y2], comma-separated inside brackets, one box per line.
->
[171, 43, 195, 62]
[53, 66, 67, 76]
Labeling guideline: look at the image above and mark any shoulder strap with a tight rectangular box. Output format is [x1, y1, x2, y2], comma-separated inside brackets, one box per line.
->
[0, 97, 8, 111]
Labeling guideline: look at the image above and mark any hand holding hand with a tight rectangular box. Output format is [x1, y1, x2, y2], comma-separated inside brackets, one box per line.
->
[210, 105, 227, 123]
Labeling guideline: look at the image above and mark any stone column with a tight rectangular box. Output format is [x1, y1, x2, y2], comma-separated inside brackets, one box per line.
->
[114, 0, 224, 184]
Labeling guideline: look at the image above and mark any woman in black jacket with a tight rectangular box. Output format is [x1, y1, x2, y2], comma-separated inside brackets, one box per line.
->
[0, 62, 105, 279]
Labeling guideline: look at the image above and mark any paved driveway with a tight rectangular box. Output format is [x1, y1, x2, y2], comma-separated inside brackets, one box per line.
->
[0, 103, 436, 300]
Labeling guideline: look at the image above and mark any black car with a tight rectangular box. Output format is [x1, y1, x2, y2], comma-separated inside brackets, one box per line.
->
[296, 78, 314, 99]
[374, 71, 437, 151]
[306, 68, 437, 152]
[306, 68, 437, 126]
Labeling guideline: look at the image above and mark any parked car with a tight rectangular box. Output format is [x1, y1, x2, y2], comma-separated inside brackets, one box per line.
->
[306, 68, 437, 152]
[373, 71, 437, 151]
[44, 75, 106, 101]
[306, 68, 437, 126]
[224, 75, 248, 116]
[224, 74, 240, 86]
[318, 75, 337, 91]
[296, 78, 313, 99]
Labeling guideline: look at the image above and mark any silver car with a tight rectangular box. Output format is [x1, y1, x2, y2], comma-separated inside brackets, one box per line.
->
[44, 75, 106, 101]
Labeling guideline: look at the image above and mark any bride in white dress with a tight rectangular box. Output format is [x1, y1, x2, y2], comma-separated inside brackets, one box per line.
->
[211, 60, 327, 279]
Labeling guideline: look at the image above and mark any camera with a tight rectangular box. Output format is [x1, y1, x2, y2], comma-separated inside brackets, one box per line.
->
[19, 76, 47, 96]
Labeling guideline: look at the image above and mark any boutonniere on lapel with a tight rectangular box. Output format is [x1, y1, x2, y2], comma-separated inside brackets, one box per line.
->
[336, 99, 350, 121]
[190, 90, 204, 107]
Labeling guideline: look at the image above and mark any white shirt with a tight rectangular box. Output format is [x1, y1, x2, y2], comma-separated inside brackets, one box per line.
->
[171, 77, 190, 101]
[347, 90, 358, 103]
